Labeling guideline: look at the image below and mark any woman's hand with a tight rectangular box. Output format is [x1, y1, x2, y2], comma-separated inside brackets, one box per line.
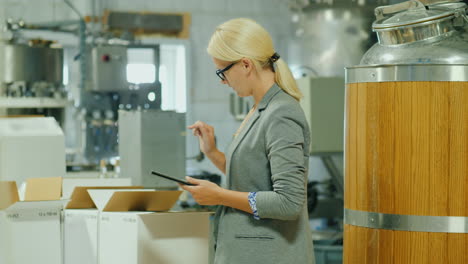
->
[188, 121, 217, 156]
[179, 176, 224, 206]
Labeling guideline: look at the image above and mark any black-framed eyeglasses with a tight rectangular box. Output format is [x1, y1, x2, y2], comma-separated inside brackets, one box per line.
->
[216, 62, 237, 81]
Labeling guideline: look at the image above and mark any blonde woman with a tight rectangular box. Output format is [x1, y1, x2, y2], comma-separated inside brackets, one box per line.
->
[181, 18, 315, 264]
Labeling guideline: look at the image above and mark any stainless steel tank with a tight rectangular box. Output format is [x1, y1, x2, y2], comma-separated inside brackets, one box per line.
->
[0, 43, 63, 83]
[344, 1, 468, 263]
[288, 0, 389, 78]
[0, 41, 64, 98]
[359, 0, 468, 66]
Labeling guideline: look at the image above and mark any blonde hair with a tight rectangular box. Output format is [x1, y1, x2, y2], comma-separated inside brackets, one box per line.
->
[207, 18, 302, 101]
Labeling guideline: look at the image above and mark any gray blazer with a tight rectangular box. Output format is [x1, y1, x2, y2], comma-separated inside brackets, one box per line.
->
[211, 84, 315, 264]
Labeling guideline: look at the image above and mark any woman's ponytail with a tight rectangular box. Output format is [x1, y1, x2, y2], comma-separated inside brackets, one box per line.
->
[274, 58, 302, 101]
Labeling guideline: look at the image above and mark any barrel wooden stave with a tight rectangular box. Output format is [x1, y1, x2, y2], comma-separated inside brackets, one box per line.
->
[344, 81, 468, 263]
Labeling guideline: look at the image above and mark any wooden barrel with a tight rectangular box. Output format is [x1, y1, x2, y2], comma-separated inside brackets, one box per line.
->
[344, 65, 468, 263]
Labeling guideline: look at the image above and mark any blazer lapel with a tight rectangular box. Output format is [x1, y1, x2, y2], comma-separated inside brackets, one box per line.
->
[225, 110, 260, 184]
[225, 84, 282, 186]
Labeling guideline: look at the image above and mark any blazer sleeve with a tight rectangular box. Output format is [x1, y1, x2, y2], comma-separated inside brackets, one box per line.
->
[255, 104, 308, 220]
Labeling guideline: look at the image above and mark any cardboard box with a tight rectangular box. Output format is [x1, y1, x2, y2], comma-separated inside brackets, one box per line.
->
[62, 178, 132, 199]
[0, 180, 19, 210]
[0, 181, 18, 264]
[88, 189, 211, 264]
[0, 211, 9, 264]
[0, 117, 66, 185]
[64, 209, 99, 264]
[63, 186, 142, 264]
[88, 189, 181, 212]
[0, 178, 66, 264]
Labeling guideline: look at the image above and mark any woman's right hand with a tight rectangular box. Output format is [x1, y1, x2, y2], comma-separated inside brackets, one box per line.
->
[188, 121, 217, 156]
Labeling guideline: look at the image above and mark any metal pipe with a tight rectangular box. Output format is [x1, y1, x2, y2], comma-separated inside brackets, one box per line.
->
[63, 0, 84, 19]
[62, 0, 87, 95]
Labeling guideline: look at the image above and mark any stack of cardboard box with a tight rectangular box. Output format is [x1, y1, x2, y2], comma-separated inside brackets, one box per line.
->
[0, 178, 66, 264]
[0, 177, 211, 264]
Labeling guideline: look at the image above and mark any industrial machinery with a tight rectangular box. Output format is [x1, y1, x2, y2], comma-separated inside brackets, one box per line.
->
[288, 0, 389, 78]
[0, 39, 64, 98]
[0, 37, 69, 123]
[80, 44, 162, 165]
[344, 1, 468, 263]
[118, 110, 185, 189]
[0, 21, 163, 166]
[0, 1, 186, 181]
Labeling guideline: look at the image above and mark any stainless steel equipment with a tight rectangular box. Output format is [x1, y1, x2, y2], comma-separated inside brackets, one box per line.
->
[0, 40, 68, 123]
[349, 0, 468, 84]
[1, 16, 164, 166]
[0, 1, 179, 174]
[1, 44, 63, 84]
[288, 0, 389, 78]
[0, 39, 65, 98]
[85, 44, 161, 94]
[79, 44, 162, 165]
[360, 0, 468, 65]
[118, 110, 185, 189]
[88, 45, 128, 92]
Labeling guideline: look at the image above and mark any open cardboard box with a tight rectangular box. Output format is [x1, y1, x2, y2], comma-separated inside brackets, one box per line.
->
[0, 177, 67, 264]
[88, 189, 182, 212]
[62, 178, 132, 200]
[64, 186, 141, 264]
[0, 181, 18, 264]
[88, 189, 211, 264]
[66, 185, 142, 209]
[0, 177, 157, 264]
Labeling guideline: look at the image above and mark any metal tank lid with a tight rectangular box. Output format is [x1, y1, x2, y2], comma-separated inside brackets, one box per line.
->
[358, 0, 468, 65]
[373, 0, 466, 30]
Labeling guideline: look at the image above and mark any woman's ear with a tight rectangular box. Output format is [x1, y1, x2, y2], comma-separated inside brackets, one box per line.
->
[241, 58, 253, 73]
